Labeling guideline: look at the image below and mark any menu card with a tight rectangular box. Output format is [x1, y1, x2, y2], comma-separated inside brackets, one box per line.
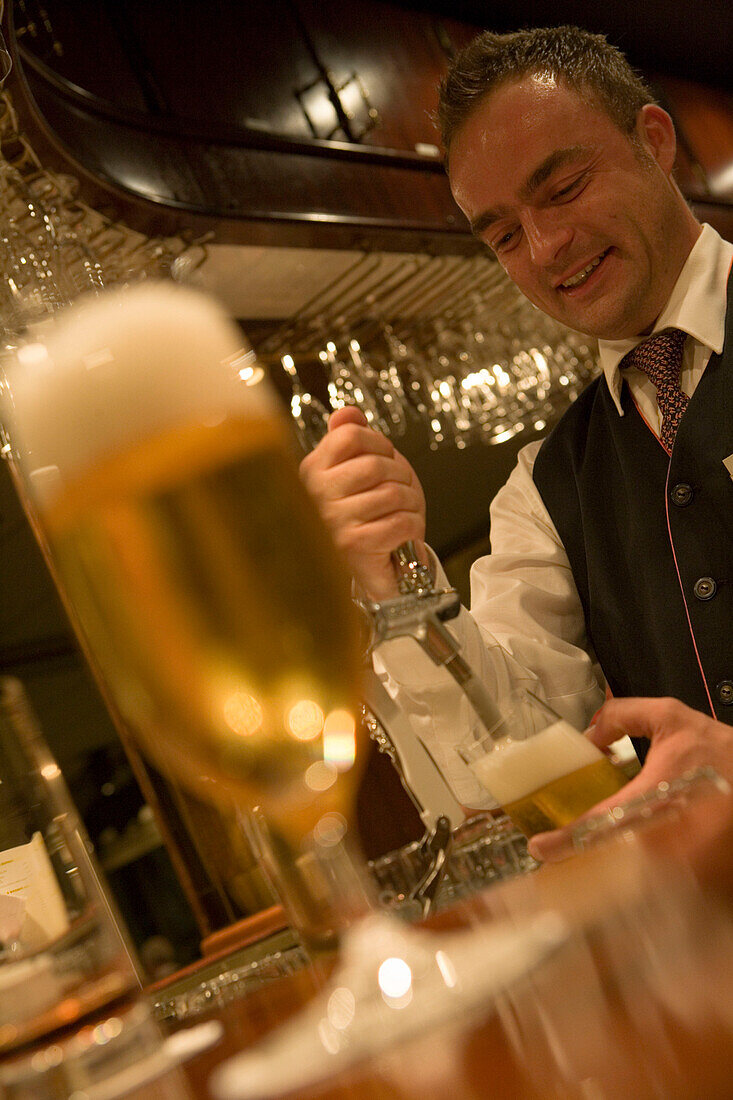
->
[0, 831, 70, 949]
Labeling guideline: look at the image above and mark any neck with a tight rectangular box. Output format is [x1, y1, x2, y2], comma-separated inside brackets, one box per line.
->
[636, 207, 702, 337]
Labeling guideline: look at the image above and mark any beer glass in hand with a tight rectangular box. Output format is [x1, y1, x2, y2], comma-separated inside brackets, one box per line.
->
[459, 690, 628, 838]
[2, 284, 569, 1098]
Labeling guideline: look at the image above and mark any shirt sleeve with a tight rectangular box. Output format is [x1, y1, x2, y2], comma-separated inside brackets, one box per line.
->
[374, 439, 606, 805]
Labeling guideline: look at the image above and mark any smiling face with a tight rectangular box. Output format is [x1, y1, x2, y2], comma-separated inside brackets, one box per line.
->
[448, 77, 701, 340]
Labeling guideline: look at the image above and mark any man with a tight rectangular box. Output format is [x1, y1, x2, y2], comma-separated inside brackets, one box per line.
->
[300, 26, 733, 841]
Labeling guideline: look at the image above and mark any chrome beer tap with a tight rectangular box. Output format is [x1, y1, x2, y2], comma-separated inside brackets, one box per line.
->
[359, 541, 505, 916]
[363, 541, 505, 739]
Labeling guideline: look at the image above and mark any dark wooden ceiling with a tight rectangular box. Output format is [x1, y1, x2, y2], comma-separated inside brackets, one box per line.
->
[394, 0, 732, 90]
[8, 0, 732, 254]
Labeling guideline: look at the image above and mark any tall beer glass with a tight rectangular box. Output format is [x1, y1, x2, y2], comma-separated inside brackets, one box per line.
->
[2, 282, 367, 945]
[459, 690, 628, 837]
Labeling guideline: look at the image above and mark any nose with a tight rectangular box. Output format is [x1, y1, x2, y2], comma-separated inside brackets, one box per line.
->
[523, 209, 573, 268]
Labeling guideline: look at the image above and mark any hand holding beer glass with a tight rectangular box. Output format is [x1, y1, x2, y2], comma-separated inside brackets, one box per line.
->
[459, 690, 628, 838]
[1, 283, 569, 1098]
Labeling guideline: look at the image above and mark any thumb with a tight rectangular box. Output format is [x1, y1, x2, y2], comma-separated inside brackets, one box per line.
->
[328, 405, 369, 432]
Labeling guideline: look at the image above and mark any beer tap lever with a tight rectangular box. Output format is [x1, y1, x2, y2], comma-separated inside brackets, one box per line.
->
[361, 541, 506, 741]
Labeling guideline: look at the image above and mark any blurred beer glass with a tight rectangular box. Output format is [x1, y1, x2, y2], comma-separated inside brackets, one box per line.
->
[0, 676, 190, 1098]
[1, 282, 366, 948]
[479, 793, 733, 1100]
[0, 677, 140, 1030]
[459, 690, 627, 838]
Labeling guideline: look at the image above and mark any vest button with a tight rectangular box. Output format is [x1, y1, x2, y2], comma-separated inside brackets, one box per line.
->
[717, 681, 733, 706]
[670, 482, 693, 506]
[693, 576, 717, 600]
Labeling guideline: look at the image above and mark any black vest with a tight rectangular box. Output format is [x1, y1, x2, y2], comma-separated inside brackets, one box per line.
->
[533, 273, 733, 759]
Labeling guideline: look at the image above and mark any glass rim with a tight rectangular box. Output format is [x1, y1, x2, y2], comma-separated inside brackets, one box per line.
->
[571, 766, 731, 851]
[457, 688, 570, 759]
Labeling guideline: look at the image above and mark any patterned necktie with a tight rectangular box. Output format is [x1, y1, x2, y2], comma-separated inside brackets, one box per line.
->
[620, 328, 688, 453]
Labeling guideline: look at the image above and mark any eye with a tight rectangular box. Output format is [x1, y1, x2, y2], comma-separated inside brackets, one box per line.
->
[490, 226, 520, 254]
[551, 174, 587, 202]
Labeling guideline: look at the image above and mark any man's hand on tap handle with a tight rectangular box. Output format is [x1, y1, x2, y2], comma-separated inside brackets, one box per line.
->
[299, 406, 429, 601]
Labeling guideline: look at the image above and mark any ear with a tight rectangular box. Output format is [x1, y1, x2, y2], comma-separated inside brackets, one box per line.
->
[635, 104, 677, 175]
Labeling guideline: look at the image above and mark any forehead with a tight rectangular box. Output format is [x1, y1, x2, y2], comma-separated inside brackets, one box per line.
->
[448, 76, 623, 209]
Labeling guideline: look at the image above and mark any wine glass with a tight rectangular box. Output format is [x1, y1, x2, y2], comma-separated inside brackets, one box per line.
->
[279, 352, 331, 452]
[1, 282, 570, 1098]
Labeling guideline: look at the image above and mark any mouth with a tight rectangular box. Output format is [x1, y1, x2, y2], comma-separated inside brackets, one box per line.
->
[557, 249, 611, 292]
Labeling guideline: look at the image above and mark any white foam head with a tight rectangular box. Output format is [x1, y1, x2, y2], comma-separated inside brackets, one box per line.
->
[2, 282, 278, 509]
[470, 720, 603, 805]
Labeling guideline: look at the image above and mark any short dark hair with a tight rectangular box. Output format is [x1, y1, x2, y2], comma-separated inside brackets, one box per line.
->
[438, 25, 656, 156]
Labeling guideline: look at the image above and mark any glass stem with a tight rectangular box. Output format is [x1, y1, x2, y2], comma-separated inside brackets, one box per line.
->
[242, 807, 375, 953]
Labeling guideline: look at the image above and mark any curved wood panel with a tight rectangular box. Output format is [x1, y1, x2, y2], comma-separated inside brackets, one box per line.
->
[6, 0, 483, 253]
[6, 0, 733, 248]
[21, 65, 467, 229]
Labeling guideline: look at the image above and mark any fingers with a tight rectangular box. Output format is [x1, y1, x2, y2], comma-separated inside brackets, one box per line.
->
[301, 426, 418, 518]
[298, 409, 427, 599]
[527, 827, 574, 863]
[527, 775, 643, 864]
[323, 450, 412, 499]
[587, 695, 697, 750]
[327, 405, 369, 431]
[322, 480, 423, 535]
[334, 507, 426, 560]
[527, 773, 640, 863]
[300, 418, 396, 491]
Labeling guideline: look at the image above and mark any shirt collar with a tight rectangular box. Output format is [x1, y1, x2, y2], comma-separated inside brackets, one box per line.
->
[597, 223, 733, 414]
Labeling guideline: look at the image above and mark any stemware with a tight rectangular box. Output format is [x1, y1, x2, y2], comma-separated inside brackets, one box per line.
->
[279, 352, 330, 452]
[0, 675, 220, 1100]
[270, 253, 602, 455]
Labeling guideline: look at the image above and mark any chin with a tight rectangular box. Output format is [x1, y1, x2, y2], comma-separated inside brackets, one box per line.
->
[560, 304, 649, 342]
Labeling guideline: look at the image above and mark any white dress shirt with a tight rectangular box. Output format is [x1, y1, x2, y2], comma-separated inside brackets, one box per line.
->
[376, 224, 733, 806]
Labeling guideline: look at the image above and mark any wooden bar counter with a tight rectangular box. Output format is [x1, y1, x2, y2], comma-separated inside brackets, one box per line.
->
[133, 797, 733, 1100]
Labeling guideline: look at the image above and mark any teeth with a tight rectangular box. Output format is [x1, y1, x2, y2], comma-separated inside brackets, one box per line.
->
[561, 253, 605, 289]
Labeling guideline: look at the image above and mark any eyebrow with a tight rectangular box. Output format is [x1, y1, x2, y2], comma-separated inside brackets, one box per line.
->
[469, 145, 590, 238]
[521, 145, 588, 198]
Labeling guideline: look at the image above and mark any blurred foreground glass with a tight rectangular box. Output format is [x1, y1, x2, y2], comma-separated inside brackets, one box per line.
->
[1, 282, 365, 947]
[571, 765, 731, 854]
[0, 677, 140, 1045]
[0, 283, 572, 1097]
[459, 690, 627, 837]
[479, 779, 733, 1100]
[0, 676, 201, 1099]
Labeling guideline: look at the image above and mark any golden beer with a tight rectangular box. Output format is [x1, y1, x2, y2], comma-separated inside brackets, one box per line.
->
[468, 718, 628, 838]
[7, 285, 364, 852]
[500, 757, 628, 838]
[46, 416, 363, 841]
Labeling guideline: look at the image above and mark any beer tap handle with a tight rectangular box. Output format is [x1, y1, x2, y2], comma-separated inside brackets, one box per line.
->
[363, 542, 506, 739]
[410, 815, 452, 920]
[362, 674, 459, 919]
